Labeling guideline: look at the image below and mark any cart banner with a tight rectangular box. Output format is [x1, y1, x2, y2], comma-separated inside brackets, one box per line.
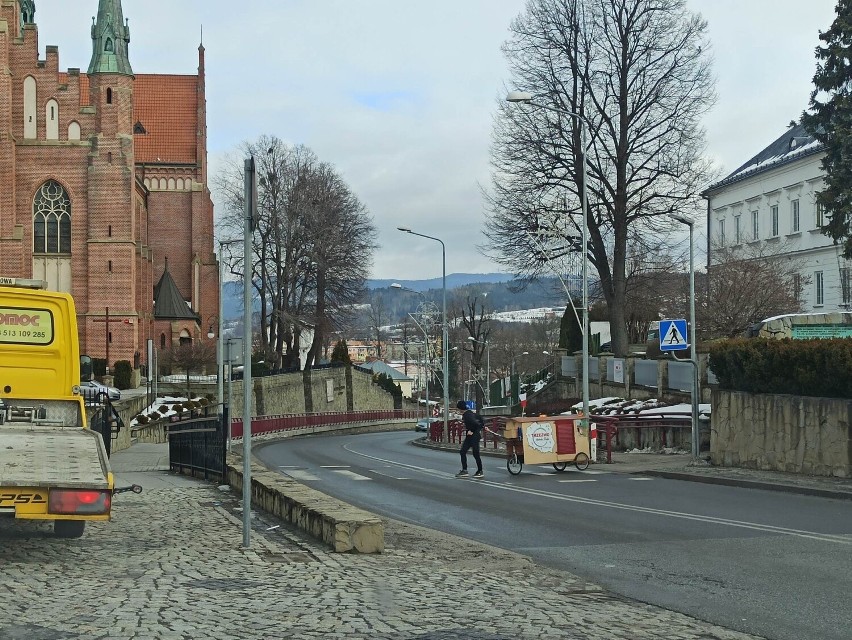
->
[526, 422, 555, 453]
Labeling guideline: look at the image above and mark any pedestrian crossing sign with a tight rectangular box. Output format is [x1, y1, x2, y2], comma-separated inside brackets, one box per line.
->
[659, 319, 688, 351]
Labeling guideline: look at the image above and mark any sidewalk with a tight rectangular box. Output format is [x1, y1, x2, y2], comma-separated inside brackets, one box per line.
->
[0, 441, 764, 640]
[416, 436, 852, 500]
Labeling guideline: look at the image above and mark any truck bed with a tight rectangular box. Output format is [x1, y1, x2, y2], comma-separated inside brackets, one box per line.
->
[0, 426, 111, 489]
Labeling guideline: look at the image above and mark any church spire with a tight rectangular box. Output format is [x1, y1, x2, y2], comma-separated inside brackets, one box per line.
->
[87, 0, 133, 75]
[20, 1, 35, 28]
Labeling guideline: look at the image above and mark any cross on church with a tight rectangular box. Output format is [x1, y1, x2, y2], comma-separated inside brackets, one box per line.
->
[91, 307, 125, 373]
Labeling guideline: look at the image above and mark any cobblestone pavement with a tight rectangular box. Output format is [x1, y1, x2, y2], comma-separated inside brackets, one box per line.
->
[0, 444, 766, 640]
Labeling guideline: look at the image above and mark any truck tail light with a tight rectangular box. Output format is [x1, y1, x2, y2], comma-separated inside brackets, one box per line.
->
[49, 489, 111, 515]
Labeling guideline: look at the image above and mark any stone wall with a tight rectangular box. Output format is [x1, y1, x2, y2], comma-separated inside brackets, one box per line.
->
[228, 367, 395, 417]
[711, 389, 852, 478]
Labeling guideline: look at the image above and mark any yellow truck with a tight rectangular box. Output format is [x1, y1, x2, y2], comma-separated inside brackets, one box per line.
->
[0, 277, 114, 538]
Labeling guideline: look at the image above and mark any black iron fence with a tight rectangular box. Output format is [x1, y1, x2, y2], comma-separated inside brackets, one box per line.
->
[168, 406, 226, 482]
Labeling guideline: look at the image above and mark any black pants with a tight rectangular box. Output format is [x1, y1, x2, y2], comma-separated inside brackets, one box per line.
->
[460, 436, 482, 472]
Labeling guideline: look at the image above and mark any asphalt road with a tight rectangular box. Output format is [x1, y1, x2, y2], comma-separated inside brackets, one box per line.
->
[255, 431, 852, 640]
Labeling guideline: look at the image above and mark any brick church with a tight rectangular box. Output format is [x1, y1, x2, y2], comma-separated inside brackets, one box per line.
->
[0, 0, 218, 372]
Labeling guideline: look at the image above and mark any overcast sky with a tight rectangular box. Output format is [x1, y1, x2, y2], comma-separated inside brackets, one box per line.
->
[34, 0, 837, 280]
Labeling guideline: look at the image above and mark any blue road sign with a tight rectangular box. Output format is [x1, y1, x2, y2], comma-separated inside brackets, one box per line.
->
[659, 319, 688, 351]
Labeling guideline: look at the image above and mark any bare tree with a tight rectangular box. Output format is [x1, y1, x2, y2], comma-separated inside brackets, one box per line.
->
[367, 293, 389, 359]
[484, 0, 716, 356]
[453, 295, 493, 407]
[161, 339, 216, 398]
[703, 241, 808, 339]
[214, 136, 376, 371]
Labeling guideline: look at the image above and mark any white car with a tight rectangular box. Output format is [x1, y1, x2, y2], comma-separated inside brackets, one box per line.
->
[80, 380, 121, 402]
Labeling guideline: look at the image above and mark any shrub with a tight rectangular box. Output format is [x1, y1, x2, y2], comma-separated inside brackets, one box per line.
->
[373, 373, 402, 399]
[114, 360, 132, 389]
[709, 338, 852, 399]
[135, 414, 149, 425]
[92, 358, 107, 377]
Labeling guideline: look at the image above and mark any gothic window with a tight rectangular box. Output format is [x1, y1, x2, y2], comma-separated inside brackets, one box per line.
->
[45, 99, 59, 140]
[68, 121, 81, 140]
[33, 180, 71, 254]
[105, 38, 114, 53]
[23, 76, 36, 139]
[106, 88, 113, 104]
[160, 333, 166, 350]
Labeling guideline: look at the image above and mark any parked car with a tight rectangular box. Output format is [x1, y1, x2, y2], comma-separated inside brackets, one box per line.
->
[415, 417, 440, 432]
[80, 380, 121, 402]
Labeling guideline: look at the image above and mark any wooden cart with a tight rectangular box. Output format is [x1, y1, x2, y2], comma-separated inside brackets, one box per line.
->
[502, 415, 591, 475]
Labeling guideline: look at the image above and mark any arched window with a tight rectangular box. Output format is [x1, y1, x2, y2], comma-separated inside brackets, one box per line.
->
[160, 333, 166, 349]
[179, 329, 191, 346]
[45, 99, 59, 140]
[33, 181, 71, 254]
[23, 76, 36, 139]
[106, 88, 112, 104]
[105, 37, 114, 53]
[68, 121, 81, 140]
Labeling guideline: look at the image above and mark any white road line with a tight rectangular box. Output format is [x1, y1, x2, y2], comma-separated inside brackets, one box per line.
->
[558, 479, 597, 483]
[281, 469, 320, 481]
[629, 477, 654, 481]
[332, 470, 372, 481]
[341, 443, 852, 545]
[320, 465, 350, 468]
[369, 470, 410, 480]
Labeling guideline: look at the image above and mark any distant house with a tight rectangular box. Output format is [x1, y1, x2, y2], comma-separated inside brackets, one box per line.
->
[358, 360, 414, 399]
[703, 123, 851, 312]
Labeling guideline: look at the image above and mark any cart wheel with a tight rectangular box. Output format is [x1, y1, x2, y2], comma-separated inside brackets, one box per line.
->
[507, 453, 523, 476]
[574, 452, 590, 471]
[552, 462, 568, 472]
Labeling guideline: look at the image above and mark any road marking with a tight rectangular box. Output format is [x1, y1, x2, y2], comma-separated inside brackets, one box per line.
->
[341, 443, 852, 545]
[369, 470, 410, 480]
[629, 477, 654, 481]
[332, 470, 372, 481]
[320, 465, 350, 468]
[281, 469, 320, 481]
[558, 479, 597, 483]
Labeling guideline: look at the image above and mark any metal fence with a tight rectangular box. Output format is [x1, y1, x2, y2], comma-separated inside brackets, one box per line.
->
[634, 360, 658, 389]
[230, 409, 418, 438]
[667, 361, 693, 392]
[562, 355, 578, 377]
[168, 408, 226, 482]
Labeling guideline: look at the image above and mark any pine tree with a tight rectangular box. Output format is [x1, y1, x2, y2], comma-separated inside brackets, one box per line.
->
[330, 340, 351, 367]
[558, 301, 582, 354]
[802, 0, 852, 258]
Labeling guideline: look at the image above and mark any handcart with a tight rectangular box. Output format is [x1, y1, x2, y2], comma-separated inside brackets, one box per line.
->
[502, 415, 591, 475]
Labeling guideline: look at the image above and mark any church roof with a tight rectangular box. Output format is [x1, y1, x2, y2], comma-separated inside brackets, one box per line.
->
[55, 73, 199, 165]
[153, 266, 199, 321]
[133, 74, 199, 165]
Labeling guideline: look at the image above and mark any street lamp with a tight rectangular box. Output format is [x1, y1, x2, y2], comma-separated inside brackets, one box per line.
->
[391, 283, 433, 420]
[216, 238, 241, 439]
[467, 336, 491, 405]
[670, 214, 699, 460]
[397, 228, 449, 439]
[506, 90, 590, 426]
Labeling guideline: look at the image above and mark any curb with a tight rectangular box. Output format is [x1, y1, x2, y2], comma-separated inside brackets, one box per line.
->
[640, 470, 852, 501]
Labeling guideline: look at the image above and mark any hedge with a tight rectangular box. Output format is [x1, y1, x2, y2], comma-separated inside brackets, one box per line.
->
[114, 360, 132, 390]
[708, 338, 852, 399]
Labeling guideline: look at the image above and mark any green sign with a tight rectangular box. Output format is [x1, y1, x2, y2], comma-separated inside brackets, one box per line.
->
[791, 324, 852, 339]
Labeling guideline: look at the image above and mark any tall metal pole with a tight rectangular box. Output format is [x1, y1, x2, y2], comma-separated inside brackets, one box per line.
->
[216, 242, 225, 440]
[242, 157, 256, 548]
[688, 222, 699, 460]
[486, 342, 491, 406]
[579, 122, 590, 427]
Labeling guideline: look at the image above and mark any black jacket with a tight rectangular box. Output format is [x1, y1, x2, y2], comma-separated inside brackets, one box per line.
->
[462, 409, 484, 439]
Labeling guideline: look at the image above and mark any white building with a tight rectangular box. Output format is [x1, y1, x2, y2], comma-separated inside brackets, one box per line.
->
[704, 123, 851, 312]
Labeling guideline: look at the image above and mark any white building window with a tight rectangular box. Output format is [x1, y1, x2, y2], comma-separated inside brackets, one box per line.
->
[816, 201, 825, 228]
[815, 271, 824, 306]
[791, 199, 800, 233]
[771, 205, 779, 237]
[841, 267, 851, 307]
[718, 218, 725, 246]
[734, 215, 741, 244]
[751, 210, 759, 240]
[793, 273, 802, 303]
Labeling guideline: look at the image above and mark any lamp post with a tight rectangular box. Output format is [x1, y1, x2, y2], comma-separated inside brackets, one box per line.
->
[216, 238, 240, 443]
[671, 214, 700, 460]
[507, 90, 590, 427]
[467, 336, 491, 406]
[397, 228, 449, 439]
[391, 283, 433, 420]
